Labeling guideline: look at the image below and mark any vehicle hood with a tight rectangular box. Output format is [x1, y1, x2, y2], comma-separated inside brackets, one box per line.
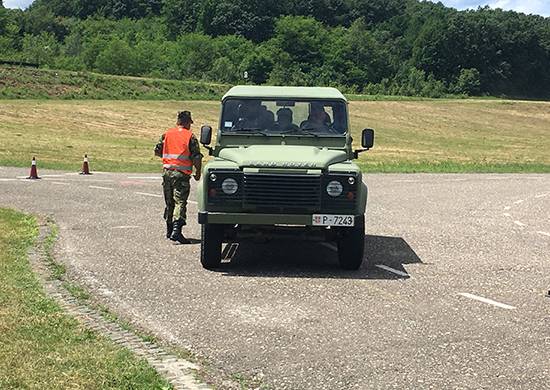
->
[218, 145, 348, 170]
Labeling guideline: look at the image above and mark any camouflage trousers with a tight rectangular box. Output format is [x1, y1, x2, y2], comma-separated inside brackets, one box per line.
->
[162, 170, 191, 225]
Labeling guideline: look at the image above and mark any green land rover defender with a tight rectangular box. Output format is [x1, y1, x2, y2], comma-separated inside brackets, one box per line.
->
[197, 86, 374, 270]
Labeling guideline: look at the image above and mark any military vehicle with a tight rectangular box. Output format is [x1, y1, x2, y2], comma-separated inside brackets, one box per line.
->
[198, 86, 374, 270]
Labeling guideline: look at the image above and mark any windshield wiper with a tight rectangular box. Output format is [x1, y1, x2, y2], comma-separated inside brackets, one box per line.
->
[231, 127, 268, 136]
[281, 128, 319, 137]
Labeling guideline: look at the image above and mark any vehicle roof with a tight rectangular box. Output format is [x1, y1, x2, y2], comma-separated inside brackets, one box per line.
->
[222, 86, 347, 102]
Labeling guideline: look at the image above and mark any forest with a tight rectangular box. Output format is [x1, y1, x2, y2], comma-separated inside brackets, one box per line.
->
[1, 0, 549, 98]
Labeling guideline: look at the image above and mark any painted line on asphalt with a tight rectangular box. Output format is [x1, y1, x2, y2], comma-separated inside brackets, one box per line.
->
[127, 176, 162, 180]
[537, 231, 550, 237]
[514, 221, 527, 227]
[41, 174, 64, 178]
[0, 178, 18, 181]
[89, 185, 114, 191]
[394, 179, 420, 183]
[375, 264, 409, 278]
[51, 182, 70, 186]
[135, 192, 163, 198]
[486, 177, 511, 180]
[320, 242, 338, 252]
[110, 226, 141, 229]
[446, 178, 467, 182]
[458, 293, 516, 310]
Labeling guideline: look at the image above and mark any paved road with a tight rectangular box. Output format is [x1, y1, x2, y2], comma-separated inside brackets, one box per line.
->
[1, 166, 549, 389]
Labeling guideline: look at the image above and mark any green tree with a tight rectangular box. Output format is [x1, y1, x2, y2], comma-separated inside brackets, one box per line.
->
[95, 38, 137, 75]
[453, 68, 481, 95]
[21, 32, 59, 65]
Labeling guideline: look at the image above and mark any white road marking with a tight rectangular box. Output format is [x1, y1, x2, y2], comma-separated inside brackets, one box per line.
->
[537, 231, 550, 237]
[486, 177, 510, 180]
[394, 179, 419, 183]
[89, 185, 114, 191]
[503, 213, 511, 217]
[514, 221, 526, 227]
[127, 176, 162, 180]
[458, 293, 516, 310]
[375, 264, 409, 278]
[447, 178, 467, 182]
[135, 192, 163, 198]
[514, 199, 525, 205]
[41, 174, 64, 178]
[65, 172, 80, 176]
[51, 182, 69, 186]
[0, 178, 17, 181]
[110, 226, 141, 229]
[320, 242, 338, 252]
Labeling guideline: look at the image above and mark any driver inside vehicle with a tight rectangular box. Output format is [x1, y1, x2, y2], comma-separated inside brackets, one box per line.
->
[300, 102, 332, 132]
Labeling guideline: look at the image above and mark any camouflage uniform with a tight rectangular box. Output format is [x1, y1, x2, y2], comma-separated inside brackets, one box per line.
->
[158, 134, 202, 225]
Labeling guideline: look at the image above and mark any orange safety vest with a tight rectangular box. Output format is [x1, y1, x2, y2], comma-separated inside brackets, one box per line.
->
[162, 126, 193, 174]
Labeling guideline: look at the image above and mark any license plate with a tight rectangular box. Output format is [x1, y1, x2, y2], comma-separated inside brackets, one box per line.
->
[312, 215, 355, 227]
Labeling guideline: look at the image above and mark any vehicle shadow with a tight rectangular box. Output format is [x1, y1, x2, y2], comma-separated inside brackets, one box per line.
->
[214, 235, 422, 280]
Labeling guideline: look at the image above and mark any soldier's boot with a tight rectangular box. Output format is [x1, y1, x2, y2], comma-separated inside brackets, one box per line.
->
[166, 221, 174, 239]
[170, 220, 190, 245]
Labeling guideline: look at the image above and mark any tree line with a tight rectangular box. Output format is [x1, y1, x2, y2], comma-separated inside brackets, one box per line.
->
[1, 0, 549, 98]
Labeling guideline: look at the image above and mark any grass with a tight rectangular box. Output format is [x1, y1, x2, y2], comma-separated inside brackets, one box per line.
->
[1, 98, 549, 173]
[0, 208, 171, 389]
[0, 65, 229, 100]
[354, 99, 550, 172]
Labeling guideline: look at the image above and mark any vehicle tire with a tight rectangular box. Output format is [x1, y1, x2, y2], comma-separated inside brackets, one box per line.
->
[201, 224, 224, 269]
[337, 215, 365, 270]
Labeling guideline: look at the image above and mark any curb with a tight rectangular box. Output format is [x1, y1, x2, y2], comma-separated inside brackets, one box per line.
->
[29, 221, 212, 390]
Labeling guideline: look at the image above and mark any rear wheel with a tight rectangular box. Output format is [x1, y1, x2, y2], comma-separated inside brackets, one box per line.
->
[337, 215, 366, 270]
[201, 224, 224, 269]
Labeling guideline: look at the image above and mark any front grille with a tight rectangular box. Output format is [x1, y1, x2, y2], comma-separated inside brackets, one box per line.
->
[243, 173, 321, 212]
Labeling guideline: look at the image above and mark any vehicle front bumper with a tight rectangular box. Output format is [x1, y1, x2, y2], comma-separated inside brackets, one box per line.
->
[198, 212, 361, 226]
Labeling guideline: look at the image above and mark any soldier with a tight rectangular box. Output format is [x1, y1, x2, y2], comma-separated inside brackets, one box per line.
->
[155, 111, 202, 244]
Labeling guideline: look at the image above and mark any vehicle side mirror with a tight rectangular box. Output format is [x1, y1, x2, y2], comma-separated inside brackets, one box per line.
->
[200, 125, 212, 145]
[361, 128, 375, 149]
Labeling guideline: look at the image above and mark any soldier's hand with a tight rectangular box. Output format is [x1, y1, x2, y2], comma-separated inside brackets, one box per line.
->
[194, 172, 201, 181]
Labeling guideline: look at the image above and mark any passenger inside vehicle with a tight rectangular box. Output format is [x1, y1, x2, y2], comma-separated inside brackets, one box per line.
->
[275, 108, 300, 132]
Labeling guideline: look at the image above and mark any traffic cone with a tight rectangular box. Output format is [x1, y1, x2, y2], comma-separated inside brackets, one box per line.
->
[27, 157, 40, 180]
[80, 154, 92, 175]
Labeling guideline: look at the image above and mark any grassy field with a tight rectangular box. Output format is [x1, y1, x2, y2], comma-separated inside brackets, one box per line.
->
[0, 99, 549, 173]
[0, 65, 228, 100]
[0, 208, 170, 389]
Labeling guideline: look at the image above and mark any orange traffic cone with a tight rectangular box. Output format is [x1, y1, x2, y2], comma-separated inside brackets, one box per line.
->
[27, 157, 40, 179]
[80, 154, 92, 175]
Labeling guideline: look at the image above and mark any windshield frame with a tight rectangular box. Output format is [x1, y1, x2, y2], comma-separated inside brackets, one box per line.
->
[219, 97, 349, 138]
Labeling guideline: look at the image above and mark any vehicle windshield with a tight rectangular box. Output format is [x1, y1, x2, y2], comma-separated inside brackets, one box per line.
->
[221, 99, 348, 136]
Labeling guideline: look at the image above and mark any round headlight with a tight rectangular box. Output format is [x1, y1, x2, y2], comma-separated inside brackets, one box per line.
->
[327, 180, 343, 197]
[209, 173, 217, 182]
[348, 177, 356, 185]
[221, 178, 238, 195]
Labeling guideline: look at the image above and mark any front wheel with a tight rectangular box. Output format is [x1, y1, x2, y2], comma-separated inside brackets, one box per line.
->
[337, 215, 366, 270]
[200, 224, 224, 269]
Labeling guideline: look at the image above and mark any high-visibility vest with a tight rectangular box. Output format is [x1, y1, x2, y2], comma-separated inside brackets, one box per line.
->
[162, 127, 193, 174]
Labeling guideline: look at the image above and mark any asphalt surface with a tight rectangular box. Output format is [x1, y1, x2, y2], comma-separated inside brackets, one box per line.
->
[1, 166, 549, 389]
